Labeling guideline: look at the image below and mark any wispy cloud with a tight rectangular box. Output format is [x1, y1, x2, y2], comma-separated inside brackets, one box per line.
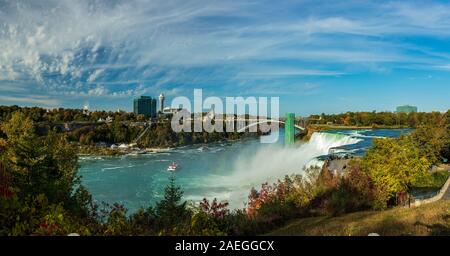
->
[0, 82, 27, 92]
[0, 0, 450, 110]
[0, 95, 60, 106]
[236, 66, 345, 78]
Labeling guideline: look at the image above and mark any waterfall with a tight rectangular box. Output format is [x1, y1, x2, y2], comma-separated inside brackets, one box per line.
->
[231, 132, 361, 178]
[215, 132, 362, 207]
[308, 132, 363, 155]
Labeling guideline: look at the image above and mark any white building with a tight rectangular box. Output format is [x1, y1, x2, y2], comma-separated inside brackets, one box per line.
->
[159, 93, 165, 113]
[82, 104, 90, 115]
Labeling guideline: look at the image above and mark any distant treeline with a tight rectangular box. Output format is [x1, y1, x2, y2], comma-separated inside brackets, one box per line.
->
[2, 105, 447, 128]
[0, 106, 249, 148]
[1, 106, 449, 149]
[67, 122, 247, 148]
[0, 105, 139, 123]
[308, 111, 448, 127]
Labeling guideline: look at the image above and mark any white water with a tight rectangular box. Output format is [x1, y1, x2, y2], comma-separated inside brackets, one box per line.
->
[230, 132, 361, 180]
[201, 132, 362, 207]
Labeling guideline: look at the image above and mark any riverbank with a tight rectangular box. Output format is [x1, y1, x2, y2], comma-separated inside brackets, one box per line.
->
[267, 200, 450, 236]
[78, 146, 174, 156]
[76, 137, 244, 156]
[78, 145, 124, 156]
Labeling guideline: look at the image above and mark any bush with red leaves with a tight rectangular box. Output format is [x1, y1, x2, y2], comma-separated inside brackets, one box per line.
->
[199, 198, 229, 219]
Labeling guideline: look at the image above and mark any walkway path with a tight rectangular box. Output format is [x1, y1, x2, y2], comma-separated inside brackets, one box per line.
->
[413, 165, 450, 206]
[437, 164, 450, 200]
[442, 180, 450, 200]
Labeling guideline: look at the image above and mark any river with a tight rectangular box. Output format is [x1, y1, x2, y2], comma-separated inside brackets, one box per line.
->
[78, 129, 411, 212]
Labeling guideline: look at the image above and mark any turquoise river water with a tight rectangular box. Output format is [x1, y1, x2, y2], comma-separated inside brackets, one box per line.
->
[79, 129, 410, 212]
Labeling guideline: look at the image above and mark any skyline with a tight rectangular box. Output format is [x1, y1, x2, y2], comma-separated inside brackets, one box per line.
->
[0, 0, 450, 115]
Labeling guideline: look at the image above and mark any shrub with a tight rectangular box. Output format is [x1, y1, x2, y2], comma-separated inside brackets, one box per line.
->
[190, 212, 227, 236]
[128, 207, 157, 235]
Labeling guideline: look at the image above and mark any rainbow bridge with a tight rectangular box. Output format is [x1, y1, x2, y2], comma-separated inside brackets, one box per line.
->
[236, 113, 301, 145]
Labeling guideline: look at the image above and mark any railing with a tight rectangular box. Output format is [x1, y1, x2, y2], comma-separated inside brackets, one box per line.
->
[411, 174, 450, 207]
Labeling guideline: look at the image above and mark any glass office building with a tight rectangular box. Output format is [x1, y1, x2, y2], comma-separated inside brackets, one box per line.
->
[133, 96, 157, 118]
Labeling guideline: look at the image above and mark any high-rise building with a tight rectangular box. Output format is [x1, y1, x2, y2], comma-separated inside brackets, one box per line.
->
[159, 93, 165, 113]
[151, 98, 157, 117]
[133, 96, 157, 118]
[396, 105, 418, 113]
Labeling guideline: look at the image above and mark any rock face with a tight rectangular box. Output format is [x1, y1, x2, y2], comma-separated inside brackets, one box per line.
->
[328, 158, 351, 175]
[321, 158, 355, 177]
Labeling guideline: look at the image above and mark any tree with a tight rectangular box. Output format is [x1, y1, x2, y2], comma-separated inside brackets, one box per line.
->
[0, 111, 97, 235]
[362, 136, 430, 208]
[411, 124, 449, 164]
[0, 112, 91, 210]
[111, 120, 127, 143]
[155, 175, 188, 229]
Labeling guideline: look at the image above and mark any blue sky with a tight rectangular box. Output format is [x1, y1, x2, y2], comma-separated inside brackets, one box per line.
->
[0, 0, 449, 116]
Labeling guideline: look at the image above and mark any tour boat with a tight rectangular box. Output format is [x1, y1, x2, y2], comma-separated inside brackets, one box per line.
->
[167, 162, 180, 172]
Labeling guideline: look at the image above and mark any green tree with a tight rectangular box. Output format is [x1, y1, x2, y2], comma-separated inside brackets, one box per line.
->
[0, 111, 92, 215]
[111, 120, 127, 143]
[411, 124, 449, 164]
[0, 114, 96, 235]
[362, 136, 430, 209]
[155, 175, 189, 230]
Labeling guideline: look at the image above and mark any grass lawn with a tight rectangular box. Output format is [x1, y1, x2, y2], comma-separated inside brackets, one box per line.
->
[266, 200, 450, 236]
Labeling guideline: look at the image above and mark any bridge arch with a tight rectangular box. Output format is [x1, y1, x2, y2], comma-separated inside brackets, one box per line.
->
[236, 119, 304, 133]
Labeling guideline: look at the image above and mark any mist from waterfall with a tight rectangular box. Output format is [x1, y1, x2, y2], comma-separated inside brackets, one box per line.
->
[208, 132, 363, 208]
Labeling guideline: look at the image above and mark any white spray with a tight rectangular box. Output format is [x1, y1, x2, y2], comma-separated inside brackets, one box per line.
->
[213, 132, 362, 208]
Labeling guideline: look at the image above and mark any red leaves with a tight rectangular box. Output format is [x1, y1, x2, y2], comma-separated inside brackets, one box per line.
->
[246, 176, 293, 217]
[38, 221, 60, 235]
[199, 198, 229, 219]
[247, 183, 273, 217]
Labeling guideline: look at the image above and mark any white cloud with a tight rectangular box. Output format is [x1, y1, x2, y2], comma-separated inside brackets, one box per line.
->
[87, 85, 108, 96]
[87, 69, 105, 83]
[1, 0, 450, 107]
